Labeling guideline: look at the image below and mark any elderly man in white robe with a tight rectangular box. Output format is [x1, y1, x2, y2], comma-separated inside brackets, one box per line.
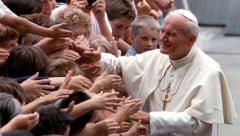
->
[96, 9, 237, 136]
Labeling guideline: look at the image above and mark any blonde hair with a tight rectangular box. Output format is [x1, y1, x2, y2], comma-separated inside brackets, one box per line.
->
[131, 15, 160, 36]
[55, 7, 91, 37]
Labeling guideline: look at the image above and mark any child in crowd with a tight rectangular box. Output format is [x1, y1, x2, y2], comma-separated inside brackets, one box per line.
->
[105, 0, 136, 55]
[125, 15, 160, 56]
[0, 0, 151, 135]
[51, 0, 113, 41]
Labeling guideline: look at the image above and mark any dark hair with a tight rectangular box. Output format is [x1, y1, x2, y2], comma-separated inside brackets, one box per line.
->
[0, 78, 26, 104]
[31, 105, 72, 136]
[0, 93, 21, 127]
[2, 0, 43, 16]
[4, 46, 48, 77]
[57, 91, 94, 135]
[0, 24, 19, 43]
[105, 0, 136, 21]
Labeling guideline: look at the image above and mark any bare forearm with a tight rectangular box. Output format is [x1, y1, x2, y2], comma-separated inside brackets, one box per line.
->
[96, 17, 113, 41]
[69, 100, 96, 119]
[22, 98, 43, 114]
[1, 14, 50, 37]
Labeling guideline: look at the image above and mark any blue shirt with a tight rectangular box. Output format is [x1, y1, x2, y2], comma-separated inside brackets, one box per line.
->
[125, 47, 137, 56]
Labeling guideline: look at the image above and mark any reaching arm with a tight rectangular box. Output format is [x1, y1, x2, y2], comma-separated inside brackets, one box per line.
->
[0, 13, 72, 38]
[131, 111, 212, 136]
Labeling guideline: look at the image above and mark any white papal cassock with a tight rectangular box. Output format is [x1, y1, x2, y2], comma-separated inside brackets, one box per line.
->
[100, 46, 237, 136]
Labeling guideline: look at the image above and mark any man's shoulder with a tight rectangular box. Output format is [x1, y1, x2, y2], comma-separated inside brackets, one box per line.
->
[141, 49, 168, 59]
[195, 48, 221, 70]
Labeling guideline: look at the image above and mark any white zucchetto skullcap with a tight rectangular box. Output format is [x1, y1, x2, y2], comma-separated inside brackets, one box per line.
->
[173, 9, 198, 24]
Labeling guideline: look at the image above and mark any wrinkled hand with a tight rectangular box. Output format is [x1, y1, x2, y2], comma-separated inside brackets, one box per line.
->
[21, 72, 55, 97]
[130, 111, 150, 124]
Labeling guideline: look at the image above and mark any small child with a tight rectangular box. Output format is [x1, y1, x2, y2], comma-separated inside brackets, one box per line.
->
[125, 15, 160, 56]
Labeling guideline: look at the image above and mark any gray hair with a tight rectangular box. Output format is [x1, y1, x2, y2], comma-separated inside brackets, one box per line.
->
[131, 15, 161, 36]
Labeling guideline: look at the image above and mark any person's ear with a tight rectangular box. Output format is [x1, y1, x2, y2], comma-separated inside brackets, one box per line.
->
[189, 35, 197, 45]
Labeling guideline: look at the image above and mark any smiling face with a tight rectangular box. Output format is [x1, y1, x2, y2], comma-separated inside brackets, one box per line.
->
[132, 27, 159, 54]
[159, 12, 196, 60]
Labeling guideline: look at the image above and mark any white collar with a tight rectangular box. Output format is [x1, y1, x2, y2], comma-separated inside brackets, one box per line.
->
[170, 46, 196, 68]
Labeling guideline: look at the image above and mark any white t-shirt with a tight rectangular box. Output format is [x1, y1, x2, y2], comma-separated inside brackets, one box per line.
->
[0, 0, 15, 19]
[0, 9, 5, 19]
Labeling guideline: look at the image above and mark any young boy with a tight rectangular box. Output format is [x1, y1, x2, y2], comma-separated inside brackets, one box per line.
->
[125, 15, 160, 56]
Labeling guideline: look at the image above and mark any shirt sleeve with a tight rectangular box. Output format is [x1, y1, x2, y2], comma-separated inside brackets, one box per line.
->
[0, 9, 5, 19]
[150, 112, 212, 136]
[99, 52, 120, 74]
[150, 112, 192, 136]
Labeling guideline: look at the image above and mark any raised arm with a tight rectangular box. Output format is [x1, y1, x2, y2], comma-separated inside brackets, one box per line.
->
[0, 14, 72, 38]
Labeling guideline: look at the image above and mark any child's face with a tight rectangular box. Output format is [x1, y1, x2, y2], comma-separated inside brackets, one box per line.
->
[132, 27, 159, 54]
[110, 17, 132, 40]
[72, 25, 90, 39]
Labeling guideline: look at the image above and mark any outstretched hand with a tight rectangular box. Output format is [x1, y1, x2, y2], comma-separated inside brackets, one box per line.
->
[91, 90, 122, 112]
[1, 112, 39, 132]
[76, 46, 101, 65]
[130, 111, 150, 124]
[21, 72, 55, 97]
[47, 23, 73, 38]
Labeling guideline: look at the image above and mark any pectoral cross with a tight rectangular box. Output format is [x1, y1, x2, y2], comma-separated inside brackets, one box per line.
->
[162, 83, 171, 110]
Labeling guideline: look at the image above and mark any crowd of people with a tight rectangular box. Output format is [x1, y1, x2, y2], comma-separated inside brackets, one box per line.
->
[0, 0, 237, 136]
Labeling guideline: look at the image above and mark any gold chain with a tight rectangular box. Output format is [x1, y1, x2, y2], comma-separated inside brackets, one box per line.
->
[159, 52, 196, 97]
